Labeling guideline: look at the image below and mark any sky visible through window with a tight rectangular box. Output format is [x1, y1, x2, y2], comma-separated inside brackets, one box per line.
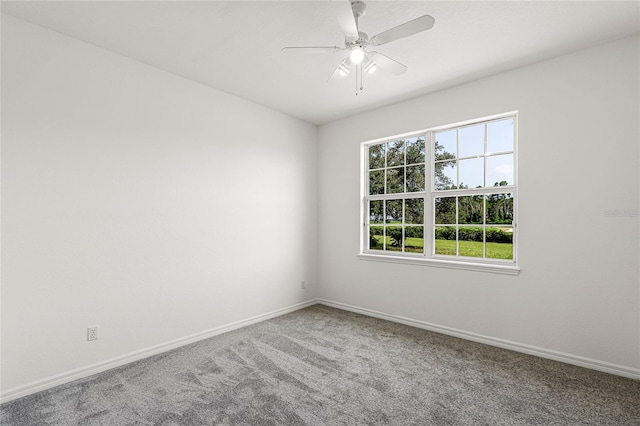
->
[436, 118, 514, 189]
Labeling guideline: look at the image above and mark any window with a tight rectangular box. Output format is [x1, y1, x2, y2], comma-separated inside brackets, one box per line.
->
[361, 113, 518, 274]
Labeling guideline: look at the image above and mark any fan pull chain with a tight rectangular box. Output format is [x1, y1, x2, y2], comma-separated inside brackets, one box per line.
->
[355, 63, 364, 96]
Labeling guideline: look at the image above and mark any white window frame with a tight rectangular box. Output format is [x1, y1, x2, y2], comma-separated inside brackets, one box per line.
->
[358, 112, 520, 275]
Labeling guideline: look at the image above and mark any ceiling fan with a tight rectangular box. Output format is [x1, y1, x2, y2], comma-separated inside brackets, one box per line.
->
[282, 1, 435, 94]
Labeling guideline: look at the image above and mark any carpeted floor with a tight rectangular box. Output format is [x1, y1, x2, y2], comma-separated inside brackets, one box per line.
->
[1, 304, 638, 425]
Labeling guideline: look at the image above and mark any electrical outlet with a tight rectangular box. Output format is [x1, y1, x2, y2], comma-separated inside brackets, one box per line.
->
[87, 326, 98, 341]
[301, 280, 306, 289]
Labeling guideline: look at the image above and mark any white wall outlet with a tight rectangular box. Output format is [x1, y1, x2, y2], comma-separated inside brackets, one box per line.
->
[301, 280, 306, 289]
[87, 326, 98, 341]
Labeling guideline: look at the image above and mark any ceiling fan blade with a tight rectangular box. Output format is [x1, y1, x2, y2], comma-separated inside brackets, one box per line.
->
[281, 46, 342, 54]
[369, 52, 407, 75]
[370, 15, 435, 46]
[333, 0, 359, 39]
[327, 57, 353, 82]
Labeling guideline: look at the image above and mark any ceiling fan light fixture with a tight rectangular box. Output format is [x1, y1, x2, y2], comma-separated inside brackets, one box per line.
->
[364, 57, 376, 74]
[350, 47, 365, 64]
[338, 57, 352, 75]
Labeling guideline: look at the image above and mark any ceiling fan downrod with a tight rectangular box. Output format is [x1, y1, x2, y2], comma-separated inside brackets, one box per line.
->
[350, 1, 367, 32]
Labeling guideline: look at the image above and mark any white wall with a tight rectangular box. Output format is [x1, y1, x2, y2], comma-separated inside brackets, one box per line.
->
[318, 36, 640, 376]
[1, 15, 318, 396]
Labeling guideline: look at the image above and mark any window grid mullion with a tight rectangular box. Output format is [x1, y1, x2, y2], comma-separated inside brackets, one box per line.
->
[426, 132, 434, 257]
[456, 129, 460, 190]
[483, 196, 487, 259]
[483, 123, 488, 259]
[383, 142, 388, 195]
[455, 195, 459, 256]
[434, 186, 516, 197]
[383, 200, 387, 251]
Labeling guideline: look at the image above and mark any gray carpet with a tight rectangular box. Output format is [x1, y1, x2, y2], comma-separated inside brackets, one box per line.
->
[1, 305, 638, 425]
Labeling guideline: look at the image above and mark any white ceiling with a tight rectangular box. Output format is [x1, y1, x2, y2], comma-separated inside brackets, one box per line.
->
[2, 1, 639, 125]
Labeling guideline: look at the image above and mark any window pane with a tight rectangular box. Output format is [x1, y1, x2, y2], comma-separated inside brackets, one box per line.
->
[406, 165, 425, 192]
[435, 197, 456, 224]
[487, 118, 514, 154]
[435, 130, 456, 159]
[405, 199, 424, 224]
[405, 226, 424, 253]
[434, 226, 456, 255]
[486, 193, 514, 224]
[369, 144, 385, 169]
[486, 154, 514, 187]
[386, 167, 404, 194]
[369, 226, 384, 251]
[387, 140, 405, 167]
[486, 226, 513, 260]
[369, 170, 384, 195]
[385, 200, 403, 224]
[459, 157, 484, 189]
[458, 226, 484, 257]
[459, 124, 484, 158]
[458, 195, 484, 224]
[369, 200, 384, 224]
[434, 160, 457, 190]
[387, 226, 403, 251]
[406, 137, 425, 165]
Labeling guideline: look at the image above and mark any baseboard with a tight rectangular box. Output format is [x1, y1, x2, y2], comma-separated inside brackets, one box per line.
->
[4, 297, 637, 403]
[318, 299, 640, 380]
[0, 299, 319, 404]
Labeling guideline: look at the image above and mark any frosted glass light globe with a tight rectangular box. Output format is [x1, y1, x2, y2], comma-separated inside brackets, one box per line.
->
[350, 47, 365, 64]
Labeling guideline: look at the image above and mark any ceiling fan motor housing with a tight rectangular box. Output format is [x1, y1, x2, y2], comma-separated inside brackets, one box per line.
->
[346, 32, 369, 49]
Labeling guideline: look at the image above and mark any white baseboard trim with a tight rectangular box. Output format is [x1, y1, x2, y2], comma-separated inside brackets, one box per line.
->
[4, 298, 637, 404]
[0, 299, 319, 404]
[318, 299, 640, 381]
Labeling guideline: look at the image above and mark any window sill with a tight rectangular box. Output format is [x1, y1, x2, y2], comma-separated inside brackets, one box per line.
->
[357, 253, 520, 275]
